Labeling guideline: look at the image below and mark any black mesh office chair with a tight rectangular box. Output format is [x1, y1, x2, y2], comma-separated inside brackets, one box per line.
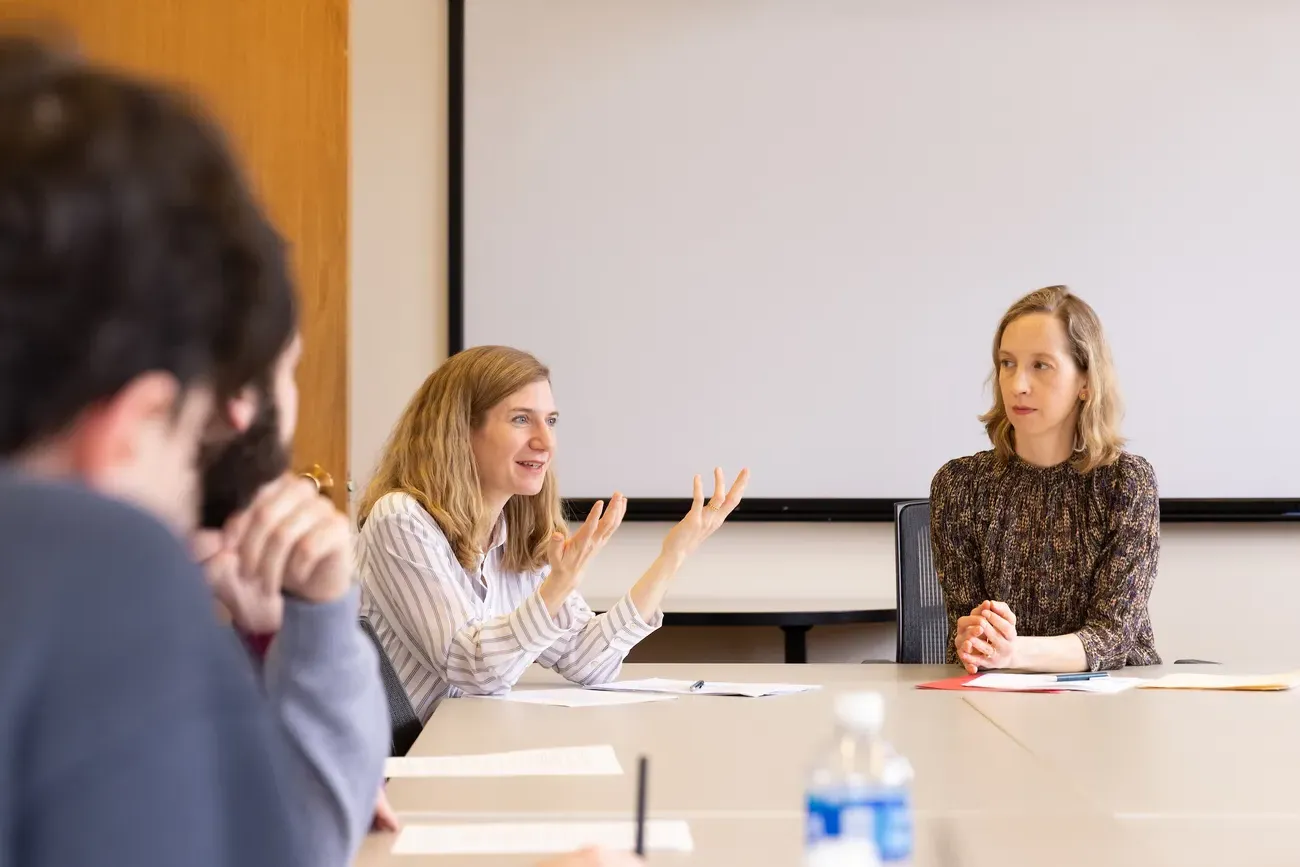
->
[894, 499, 948, 664]
[359, 618, 423, 757]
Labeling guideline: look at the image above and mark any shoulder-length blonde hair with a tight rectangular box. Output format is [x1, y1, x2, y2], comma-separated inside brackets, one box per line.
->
[357, 345, 567, 573]
[979, 285, 1125, 473]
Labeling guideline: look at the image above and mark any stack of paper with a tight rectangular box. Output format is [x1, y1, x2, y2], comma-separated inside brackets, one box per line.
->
[392, 820, 694, 855]
[963, 673, 1143, 694]
[384, 745, 622, 778]
[587, 677, 818, 697]
[1138, 670, 1300, 691]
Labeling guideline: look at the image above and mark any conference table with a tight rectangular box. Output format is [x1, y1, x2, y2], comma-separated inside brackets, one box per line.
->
[357, 663, 1300, 866]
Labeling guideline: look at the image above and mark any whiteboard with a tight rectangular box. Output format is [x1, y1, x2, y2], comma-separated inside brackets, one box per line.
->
[461, 0, 1300, 503]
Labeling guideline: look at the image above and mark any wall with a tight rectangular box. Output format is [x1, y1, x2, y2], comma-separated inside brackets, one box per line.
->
[350, 0, 1300, 668]
[350, 0, 446, 507]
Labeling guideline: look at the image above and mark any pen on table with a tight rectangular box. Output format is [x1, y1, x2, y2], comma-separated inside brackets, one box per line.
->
[634, 754, 648, 856]
[1055, 672, 1109, 682]
[689, 680, 705, 691]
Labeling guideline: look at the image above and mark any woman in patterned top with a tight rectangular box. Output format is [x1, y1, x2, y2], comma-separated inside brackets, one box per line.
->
[930, 285, 1160, 674]
[356, 345, 748, 721]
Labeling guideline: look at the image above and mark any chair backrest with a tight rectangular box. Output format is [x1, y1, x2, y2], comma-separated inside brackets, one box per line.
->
[359, 618, 423, 757]
[894, 500, 948, 664]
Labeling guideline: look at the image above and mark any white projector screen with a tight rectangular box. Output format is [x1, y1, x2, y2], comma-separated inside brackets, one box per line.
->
[459, 0, 1300, 515]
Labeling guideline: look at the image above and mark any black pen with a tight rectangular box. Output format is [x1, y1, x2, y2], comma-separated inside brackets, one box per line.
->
[634, 754, 648, 856]
[689, 680, 705, 691]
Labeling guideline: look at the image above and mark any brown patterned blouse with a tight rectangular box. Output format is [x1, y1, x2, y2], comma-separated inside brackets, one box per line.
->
[929, 450, 1161, 671]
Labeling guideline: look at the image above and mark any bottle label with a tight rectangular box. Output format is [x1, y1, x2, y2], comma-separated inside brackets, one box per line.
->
[806, 788, 912, 862]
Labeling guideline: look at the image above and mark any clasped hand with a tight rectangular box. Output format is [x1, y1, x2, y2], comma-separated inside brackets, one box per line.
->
[193, 473, 353, 633]
[955, 600, 1018, 674]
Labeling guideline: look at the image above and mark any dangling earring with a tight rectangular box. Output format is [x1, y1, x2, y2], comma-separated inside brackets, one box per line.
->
[1074, 391, 1088, 453]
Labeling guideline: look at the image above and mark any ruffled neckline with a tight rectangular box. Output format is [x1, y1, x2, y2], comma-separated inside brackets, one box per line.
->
[1007, 450, 1079, 476]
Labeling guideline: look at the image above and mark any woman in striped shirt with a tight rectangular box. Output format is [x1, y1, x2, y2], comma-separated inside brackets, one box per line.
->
[356, 345, 748, 722]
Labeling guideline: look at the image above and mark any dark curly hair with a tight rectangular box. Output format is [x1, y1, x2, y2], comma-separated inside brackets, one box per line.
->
[0, 33, 297, 455]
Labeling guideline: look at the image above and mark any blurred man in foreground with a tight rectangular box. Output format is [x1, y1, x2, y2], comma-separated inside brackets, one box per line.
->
[0, 33, 386, 867]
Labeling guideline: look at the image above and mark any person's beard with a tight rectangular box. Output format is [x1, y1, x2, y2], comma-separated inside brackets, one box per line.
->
[198, 397, 291, 529]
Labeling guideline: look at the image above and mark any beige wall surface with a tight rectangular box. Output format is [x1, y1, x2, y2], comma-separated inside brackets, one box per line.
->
[350, 0, 447, 509]
[350, 2, 1300, 666]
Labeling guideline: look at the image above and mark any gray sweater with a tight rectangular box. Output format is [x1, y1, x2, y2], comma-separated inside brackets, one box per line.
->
[0, 473, 388, 867]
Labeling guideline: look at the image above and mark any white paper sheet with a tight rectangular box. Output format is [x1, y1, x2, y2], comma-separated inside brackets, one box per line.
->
[384, 745, 622, 779]
[470, 688, 680, 707]
[965, 673, 1143, 694]
[587, 677, 818, 697]
[1138, 671, 1300, 691]
[392, 820, 694, 855]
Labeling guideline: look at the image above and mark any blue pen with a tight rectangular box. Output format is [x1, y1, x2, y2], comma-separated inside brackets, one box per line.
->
[1055, 672, 1109, 682]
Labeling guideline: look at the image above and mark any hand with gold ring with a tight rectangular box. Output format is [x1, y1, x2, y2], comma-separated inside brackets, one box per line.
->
[660, 467, 750, 560]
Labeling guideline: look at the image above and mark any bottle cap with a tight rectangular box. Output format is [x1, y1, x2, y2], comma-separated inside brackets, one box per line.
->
[835, 691, 884, 731]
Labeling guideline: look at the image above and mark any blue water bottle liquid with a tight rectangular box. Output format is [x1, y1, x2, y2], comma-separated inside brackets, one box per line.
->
[804, 692, 914, 865]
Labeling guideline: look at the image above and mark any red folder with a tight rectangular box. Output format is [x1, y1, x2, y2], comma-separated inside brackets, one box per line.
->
[916, 674, 981, 691]
[916, 674, 1063, 694]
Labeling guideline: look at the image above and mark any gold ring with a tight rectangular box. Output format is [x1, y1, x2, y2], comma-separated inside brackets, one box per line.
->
[709, 503, 723, 512]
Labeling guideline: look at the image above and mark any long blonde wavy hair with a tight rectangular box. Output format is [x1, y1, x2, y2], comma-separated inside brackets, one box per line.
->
[979, 285, 1125, 473]
[357, 345, 567, 572]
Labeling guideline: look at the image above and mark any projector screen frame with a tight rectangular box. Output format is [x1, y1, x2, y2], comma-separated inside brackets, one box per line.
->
[445, 0, 1300, 524]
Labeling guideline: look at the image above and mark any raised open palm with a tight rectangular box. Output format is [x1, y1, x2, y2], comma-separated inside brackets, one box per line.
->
[547, 494, 625, 588]
[661, 467, 750, 559]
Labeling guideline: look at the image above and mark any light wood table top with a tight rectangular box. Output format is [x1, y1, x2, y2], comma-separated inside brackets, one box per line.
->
[357, 812, 1217, 867]
[384, 663, 1089, 818]
[963, 664, 1300, 818]
[362, 663, 1300, 867]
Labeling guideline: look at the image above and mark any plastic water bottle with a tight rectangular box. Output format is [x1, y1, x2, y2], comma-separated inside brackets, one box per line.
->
[804, 691, 914, 866]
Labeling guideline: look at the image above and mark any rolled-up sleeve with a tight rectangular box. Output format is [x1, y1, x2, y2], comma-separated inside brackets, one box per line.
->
[536, 589, 662, 685]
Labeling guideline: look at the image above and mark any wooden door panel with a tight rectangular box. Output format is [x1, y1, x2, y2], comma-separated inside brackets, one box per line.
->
[3, 0, 350, 506]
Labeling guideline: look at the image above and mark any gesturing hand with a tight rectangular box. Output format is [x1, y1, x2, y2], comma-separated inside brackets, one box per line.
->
[543, 495, 626, 598]
[589, 492, 627, 557]
[955, 601, 1018, 673]
[661, 467, 750, 560]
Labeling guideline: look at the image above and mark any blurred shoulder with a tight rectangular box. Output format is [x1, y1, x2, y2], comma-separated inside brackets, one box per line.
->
[0, 473, 192, 582]
[0, 473, 213, 664]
